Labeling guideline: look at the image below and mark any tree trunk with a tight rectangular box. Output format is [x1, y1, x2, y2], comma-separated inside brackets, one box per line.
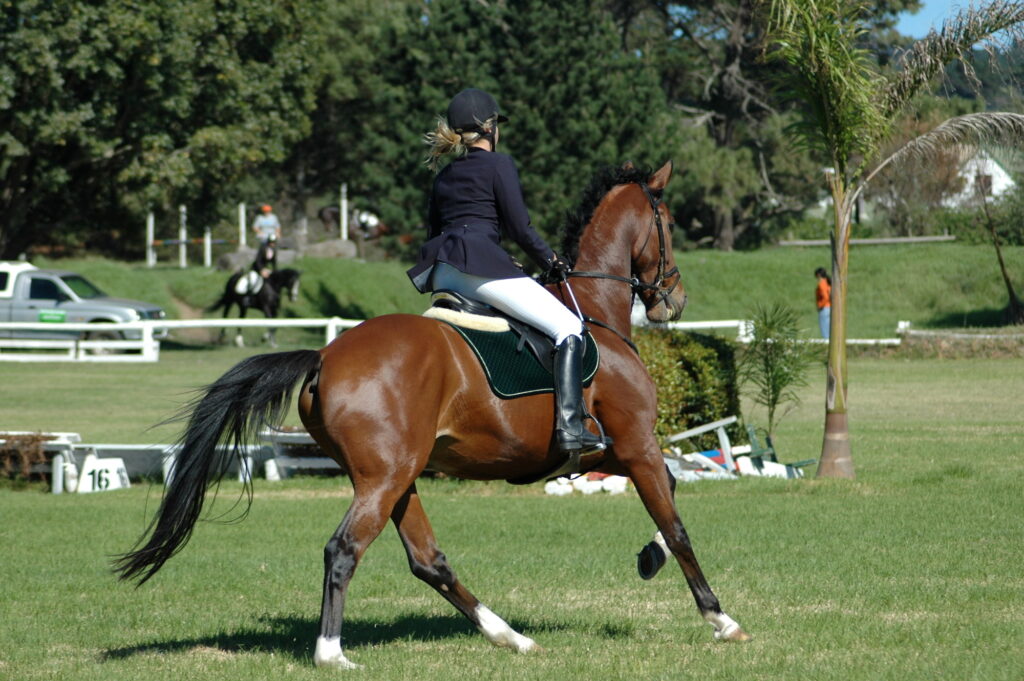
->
[979, 195, 1024, 325]
[817, 177, 855, 479]
[713, 205, 735, 251]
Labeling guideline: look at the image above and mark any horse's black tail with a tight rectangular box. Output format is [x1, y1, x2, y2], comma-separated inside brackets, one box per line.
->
[207, 271, 242, 312]
[113, 349, 322, 585]
[206, 292, 229, 313]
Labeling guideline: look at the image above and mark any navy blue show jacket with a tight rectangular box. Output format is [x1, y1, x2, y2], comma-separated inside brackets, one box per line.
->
[407, 148, 554, 293]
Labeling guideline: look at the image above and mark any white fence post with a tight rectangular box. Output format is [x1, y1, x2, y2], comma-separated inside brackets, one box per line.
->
[162, 451, 177, 487]
[52, 453, 65, 494]
[178, 205, 187, 269]
[141, 324, 158, 362]
[340, 183, 348, 241]
[238, 455, 254, 483]
[327, 317, 341, 344]
[738, 320, 754, 343]
[238, 202, 247, 248]
[146, 212, 156, 267]
[203, 227, 212, 268]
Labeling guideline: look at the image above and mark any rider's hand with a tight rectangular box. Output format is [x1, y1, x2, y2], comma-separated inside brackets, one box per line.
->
[548, 255, 571, 279]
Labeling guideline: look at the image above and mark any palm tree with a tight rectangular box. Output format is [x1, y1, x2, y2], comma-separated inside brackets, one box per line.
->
[759, 0, 1024, 478]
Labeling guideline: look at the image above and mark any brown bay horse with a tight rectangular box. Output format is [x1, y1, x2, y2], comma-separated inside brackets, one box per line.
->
[115, 161, 750, 669]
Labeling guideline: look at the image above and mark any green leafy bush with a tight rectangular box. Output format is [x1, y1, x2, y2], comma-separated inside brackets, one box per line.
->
[633, 328, 742, 450]
[738, 303, 814, 437]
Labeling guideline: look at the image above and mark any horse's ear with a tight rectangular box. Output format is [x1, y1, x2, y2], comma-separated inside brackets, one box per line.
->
[648, 161, 673, 191]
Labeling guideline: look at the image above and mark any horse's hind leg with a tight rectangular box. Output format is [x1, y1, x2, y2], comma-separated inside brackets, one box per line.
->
[391, 483, 537, 653]
[314, 487, 397, 668]
[629, 456, 751, 642]
[313, 472, 427, 669]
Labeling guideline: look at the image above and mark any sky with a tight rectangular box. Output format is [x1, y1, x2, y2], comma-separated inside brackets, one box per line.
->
[895, 0, 961, 38]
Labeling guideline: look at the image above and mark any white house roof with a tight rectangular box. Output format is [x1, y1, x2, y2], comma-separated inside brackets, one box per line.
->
[942, 150, 1017, 208]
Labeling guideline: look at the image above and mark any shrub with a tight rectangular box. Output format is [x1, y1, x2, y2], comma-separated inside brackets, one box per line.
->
[738, 303, 814, 437]
[633, 328, 742, 450]
[931, 191, 1024, 247]
[0, 434, 47, 489]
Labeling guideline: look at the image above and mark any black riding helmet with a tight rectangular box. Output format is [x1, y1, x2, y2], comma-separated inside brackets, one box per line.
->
[446, 88, 509, 133]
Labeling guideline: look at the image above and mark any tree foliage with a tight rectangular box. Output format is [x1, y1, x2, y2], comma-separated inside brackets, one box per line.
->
[351, 0, 681, 251]
[607, 0, 918, 250]
[0, 0, 328, 258]
[3, 0, 1022, 265]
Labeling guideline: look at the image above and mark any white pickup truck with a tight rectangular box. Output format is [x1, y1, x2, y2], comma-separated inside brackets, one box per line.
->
[0, 261, 167, 340]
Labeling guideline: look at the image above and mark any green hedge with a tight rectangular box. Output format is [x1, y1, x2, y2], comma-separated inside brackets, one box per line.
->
[633, 328, 743, 451]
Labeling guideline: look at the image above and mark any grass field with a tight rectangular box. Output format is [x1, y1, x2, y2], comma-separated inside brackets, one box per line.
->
[2, 351, 1022, 681]
[34, 241, 1024, 338]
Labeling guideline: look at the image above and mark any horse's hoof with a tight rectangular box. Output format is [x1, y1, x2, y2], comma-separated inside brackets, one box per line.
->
[637, 540, 666, 580]
[705, 612, 751, 642]
[314, 656, 363, 670]
[638, 531, 670, 580]
[715, 625, 752, 642]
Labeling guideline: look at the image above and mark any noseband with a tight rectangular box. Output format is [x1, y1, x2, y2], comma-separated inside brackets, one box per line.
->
[560, 181, 680, 353]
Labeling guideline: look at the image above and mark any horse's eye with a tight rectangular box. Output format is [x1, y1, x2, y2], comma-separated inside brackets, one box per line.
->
[667, 222, 676, 233]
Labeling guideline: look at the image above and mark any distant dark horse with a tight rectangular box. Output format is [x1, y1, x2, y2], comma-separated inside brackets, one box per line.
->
[317, 205, 389, 238]
[118, 162, 749, 669]
[207, 268, 301, 347]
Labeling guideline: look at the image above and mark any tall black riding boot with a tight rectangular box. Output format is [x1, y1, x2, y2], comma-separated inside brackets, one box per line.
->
[553, 335, 609, 455]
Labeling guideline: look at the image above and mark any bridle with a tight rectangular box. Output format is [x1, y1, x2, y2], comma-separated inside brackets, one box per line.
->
[557, 181, 680, 353]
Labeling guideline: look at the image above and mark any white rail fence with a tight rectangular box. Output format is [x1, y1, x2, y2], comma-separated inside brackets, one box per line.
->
[0, 318, 363, 362]
[0, 317, 914, 362]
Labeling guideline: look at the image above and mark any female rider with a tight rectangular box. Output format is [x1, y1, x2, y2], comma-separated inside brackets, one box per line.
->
[407, 87, 607, 458]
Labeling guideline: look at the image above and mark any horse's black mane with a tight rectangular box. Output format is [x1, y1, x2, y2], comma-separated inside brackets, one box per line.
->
[559, 164, 659, 266]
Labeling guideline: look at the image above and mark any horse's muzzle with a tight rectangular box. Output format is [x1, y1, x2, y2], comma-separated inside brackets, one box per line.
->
[647, 289, 687, 323]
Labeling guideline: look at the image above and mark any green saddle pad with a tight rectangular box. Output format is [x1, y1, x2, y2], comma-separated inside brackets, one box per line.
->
[443, 323, 600, 399]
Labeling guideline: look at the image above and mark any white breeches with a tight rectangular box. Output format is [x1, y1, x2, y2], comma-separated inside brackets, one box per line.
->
[433, 263, 582, 344]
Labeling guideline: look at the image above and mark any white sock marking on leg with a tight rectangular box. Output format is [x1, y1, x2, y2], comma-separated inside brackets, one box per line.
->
[653, 530, 670, 554]
[703, 611, 741, 639]
[475, 605, 536, 652]
[314, 636, 362, 669]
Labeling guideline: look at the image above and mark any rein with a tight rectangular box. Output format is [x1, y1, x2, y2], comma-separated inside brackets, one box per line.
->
[560, 181, 679, 354]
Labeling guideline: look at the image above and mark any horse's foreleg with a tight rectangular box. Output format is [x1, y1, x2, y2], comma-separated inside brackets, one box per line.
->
[234, 305, 247, 347]
[630, 459, 751, 642]
[391, 483, 538, 653]
[217, 302, 232, 344]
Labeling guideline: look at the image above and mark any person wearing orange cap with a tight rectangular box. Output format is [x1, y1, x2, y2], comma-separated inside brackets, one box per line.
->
[252, 204, 281, 245]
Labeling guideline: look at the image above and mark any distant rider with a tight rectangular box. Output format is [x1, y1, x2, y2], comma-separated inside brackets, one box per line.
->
[253, 232, 278, 279]
[252, 204, 281, 246]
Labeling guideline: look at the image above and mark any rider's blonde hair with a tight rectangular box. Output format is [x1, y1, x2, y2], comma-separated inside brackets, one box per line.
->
[424, 116, 496, 172]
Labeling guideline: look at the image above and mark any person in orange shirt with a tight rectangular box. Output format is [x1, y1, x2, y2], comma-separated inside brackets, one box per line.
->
[815, 266, 831, 339]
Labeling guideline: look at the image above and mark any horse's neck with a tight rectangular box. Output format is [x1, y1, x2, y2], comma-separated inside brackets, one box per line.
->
[574, 228, 634, 336]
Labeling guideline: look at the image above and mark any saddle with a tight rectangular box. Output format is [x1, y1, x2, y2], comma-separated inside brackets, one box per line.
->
[234, 270, 264, 296]
[423, 290, 599, 399]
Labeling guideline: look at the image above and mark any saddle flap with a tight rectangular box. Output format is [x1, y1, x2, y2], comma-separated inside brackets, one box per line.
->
[505, 319, 555, 373]
[235, 271, 264, 296]
[422, 289, 598, 399]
